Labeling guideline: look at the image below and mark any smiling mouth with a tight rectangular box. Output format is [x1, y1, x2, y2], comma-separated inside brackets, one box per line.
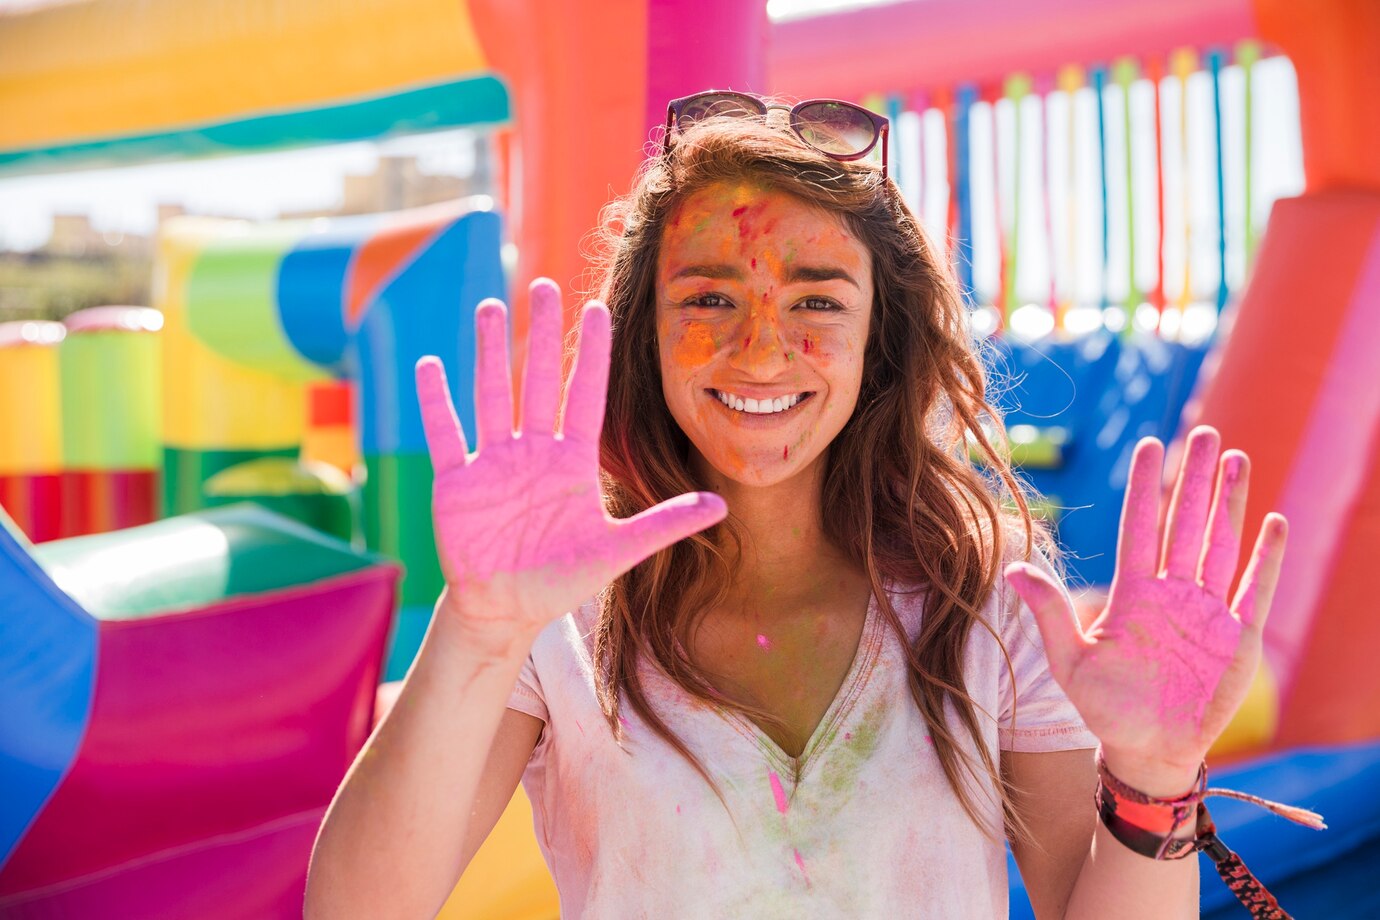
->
[707, 389, 814, 416]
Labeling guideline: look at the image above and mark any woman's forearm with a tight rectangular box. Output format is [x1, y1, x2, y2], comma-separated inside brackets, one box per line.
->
[1063, 819, 1199, 919]
[304, 591, 536, 920]
[1064, 753, 1201, 920]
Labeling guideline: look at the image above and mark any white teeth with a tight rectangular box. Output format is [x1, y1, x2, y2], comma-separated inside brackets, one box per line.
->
[714, 390, 806, 415]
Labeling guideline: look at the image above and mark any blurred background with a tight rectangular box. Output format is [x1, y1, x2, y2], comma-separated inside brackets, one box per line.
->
[1, 1, 1377, 918]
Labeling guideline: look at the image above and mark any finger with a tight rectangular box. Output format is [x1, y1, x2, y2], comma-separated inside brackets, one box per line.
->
[562, 302, 612, 444]
[415, 356, 469, 470]
[1198, 450, 1249, 597]
[1231, 513, 1288, 630]
[474, 299, 515, 450]
[1004, 562, 1089, 687]
[609, 492, 728, 571]
[521, 278, 564, 436]
[1161, 426, 1221, 579]
[1117, 438, 1165, 578]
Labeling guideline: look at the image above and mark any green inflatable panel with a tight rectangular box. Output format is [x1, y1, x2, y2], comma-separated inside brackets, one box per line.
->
[362, 452, 440, 608]
[162, 445, 297, 516]
[204, 457, 359, 545]
[34, 503, 384, 621]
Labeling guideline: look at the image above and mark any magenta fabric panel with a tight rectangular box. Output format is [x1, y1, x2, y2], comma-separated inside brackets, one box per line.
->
[644, 0, 769, 137]
[769, 0, 1256, 100]
[0, 564, 398, 894]
[0, 808, 324, 919]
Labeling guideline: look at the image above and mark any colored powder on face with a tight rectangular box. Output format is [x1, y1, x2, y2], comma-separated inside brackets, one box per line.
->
[769, 771, 789, 814]
[751, 257, 757, 269]
[669, 323, 718, 368]
[757, 633, 772, 651]
[783, 445, 789, 460]
[732, 205, 748, 217]
[802, 336, 812, 354]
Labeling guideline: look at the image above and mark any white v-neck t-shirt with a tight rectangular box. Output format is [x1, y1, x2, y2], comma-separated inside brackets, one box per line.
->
[505, 574, 1098, 919]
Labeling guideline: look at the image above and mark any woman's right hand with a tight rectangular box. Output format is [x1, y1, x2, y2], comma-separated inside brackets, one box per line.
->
[416, 278, 727, 650]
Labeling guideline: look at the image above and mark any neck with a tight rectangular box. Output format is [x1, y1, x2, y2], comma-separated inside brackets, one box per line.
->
[690, 449, 860, 615]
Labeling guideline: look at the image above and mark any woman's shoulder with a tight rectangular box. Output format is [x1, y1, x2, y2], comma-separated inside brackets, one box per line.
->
[525, 597, 600, 661]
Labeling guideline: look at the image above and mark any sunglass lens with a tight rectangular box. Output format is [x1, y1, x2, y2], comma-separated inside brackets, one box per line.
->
[678, 93, 762, 127]
[793, 101, 878, 156]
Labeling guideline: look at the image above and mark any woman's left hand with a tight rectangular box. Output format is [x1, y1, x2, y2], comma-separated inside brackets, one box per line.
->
[1005, 425, 1288, 794]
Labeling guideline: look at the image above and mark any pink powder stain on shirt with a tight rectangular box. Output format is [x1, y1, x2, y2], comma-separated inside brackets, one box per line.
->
[769, 771, 789, 814]
[793, 848, 812, 888]
[844, 731, 852, 741]
[757, 633, 772, 651]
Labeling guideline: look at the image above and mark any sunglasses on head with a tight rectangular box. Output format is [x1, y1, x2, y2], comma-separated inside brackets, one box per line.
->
[663, 90, 890, 180]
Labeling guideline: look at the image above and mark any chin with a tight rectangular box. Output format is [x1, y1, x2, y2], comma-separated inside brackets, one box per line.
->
[694, 445, 824, 490]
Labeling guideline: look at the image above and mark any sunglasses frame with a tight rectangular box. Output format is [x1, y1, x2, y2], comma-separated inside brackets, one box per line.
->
[664, 90, 890, 179]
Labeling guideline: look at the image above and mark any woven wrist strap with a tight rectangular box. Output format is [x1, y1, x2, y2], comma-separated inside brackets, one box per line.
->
[1094, 746, 1326, 920]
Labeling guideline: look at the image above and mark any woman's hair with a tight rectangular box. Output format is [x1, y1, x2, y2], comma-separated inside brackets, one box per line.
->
[588, 110, 1052, 839]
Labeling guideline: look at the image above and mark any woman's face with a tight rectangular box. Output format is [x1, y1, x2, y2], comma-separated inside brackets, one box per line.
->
[655, 180, 874, 488]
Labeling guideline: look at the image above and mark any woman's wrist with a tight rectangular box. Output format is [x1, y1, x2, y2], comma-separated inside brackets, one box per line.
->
[432, 587, 545, 662]
[1098, 747, 1204, 799]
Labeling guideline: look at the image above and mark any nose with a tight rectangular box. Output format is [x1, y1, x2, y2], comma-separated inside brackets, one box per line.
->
[728, 306, 790, 374]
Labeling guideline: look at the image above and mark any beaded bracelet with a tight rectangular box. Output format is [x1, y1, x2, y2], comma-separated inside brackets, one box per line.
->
[1094, 746, 1327, 920]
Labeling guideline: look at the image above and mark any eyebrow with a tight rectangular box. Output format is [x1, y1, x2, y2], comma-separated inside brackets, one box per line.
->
[670, 263, 860, 289]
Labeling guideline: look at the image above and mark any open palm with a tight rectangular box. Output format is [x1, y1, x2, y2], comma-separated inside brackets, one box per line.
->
[1006, 428, 1288, 774]
[417, 279, 726, 641]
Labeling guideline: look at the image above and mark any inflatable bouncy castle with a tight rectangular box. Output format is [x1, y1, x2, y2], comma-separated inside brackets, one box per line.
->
[2, 1, 1379, 917]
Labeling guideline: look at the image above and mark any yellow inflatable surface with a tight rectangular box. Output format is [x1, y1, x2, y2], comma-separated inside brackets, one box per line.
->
[0, 0, 490, 154]
[438, 788, 559, 920]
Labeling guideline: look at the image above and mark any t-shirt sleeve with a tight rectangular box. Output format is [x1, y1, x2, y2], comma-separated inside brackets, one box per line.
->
[507, 651, 549, 724]
[996, 552, 1100, 753]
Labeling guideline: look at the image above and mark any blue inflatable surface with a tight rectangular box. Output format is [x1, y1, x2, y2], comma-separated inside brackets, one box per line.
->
[1009, 741, 1380, 918]
[0, 508, 98, 870]
[985, 331, 1210, 586]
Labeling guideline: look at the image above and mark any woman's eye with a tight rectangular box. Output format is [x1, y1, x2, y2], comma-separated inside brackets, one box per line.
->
[800, 297, 842, 312]
[685, 293, 731, 308]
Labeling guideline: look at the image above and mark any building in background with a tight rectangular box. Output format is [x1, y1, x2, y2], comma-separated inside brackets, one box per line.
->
[0, 154, 481, 323]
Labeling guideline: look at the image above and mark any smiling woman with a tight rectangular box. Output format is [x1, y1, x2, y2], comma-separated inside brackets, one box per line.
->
[591, 110, 1044, 843]
[309, 94, 1292, 920]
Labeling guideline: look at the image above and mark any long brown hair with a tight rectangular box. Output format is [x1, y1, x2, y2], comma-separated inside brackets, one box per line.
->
[589, 112, 1050, 839]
